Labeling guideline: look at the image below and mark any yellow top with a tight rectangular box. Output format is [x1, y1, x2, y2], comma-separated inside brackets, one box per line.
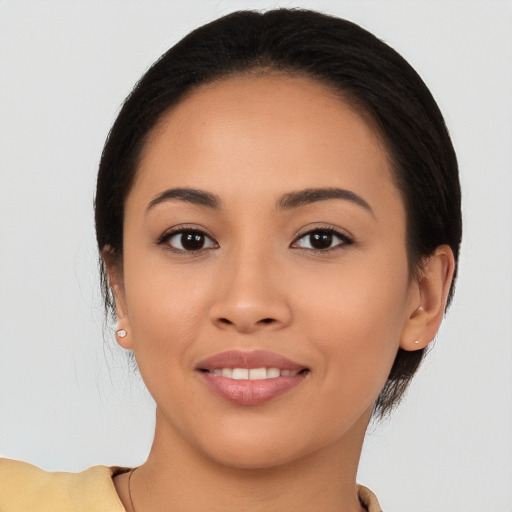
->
[0, 458, 128, 512]
[0, 458, 383, 511]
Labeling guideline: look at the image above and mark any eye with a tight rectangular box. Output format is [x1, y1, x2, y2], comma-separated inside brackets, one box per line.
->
[291, 228, 353, 251]
[158, 228, 218, 252]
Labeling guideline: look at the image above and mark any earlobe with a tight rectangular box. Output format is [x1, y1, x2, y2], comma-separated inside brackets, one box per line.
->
[115, 327, 133, 350]
[400, 245, 455, 352]
[102, 248, 134, 350]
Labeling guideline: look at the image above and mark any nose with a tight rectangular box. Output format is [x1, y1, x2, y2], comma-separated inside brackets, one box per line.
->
[209, 251, 292, 334]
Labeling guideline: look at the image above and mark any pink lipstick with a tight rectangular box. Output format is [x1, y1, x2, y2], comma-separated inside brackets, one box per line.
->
[196, 350, 309, 406]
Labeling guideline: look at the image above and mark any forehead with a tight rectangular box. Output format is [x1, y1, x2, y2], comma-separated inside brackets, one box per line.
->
[131, 73, 401, 218]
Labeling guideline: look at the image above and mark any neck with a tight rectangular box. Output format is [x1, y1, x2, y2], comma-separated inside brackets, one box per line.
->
[124, 407, 370, 512]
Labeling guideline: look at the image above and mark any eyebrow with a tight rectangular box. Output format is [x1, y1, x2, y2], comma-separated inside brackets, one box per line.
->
[277, 187, 373, 215]
[147, 188, 221, 212]
[146, 186, 373, 215]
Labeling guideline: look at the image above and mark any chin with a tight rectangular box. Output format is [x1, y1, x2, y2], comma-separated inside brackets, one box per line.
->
[203, 439, 309, 471]
[185, 416, 351, 472]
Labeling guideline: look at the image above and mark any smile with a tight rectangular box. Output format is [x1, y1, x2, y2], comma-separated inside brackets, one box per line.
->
[196, 350, 310, 405]
[207, 368, 301, 379]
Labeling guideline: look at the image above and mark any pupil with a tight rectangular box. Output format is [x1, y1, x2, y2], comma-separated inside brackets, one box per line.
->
[311, 231, 332, 249]
[181, 232, 204, 250]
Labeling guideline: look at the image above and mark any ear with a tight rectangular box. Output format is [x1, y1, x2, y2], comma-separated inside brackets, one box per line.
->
[102, 248, 134, 350]
[400, 245, 456, 351]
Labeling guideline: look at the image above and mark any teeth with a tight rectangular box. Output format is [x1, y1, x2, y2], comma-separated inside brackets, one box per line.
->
[210, 367, 300, 380]
[266, 367, 280, 378]
[221, 368, 233, 378]
[232, 368, 249, 380]
[248, 367, 266, 380]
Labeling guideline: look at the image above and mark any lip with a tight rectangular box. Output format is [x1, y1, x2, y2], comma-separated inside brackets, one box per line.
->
[196, 350, 307, 371]
[196, 350, 309, 406]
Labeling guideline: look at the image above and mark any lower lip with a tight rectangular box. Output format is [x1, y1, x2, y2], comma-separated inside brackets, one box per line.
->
[198, 371, 308, 406]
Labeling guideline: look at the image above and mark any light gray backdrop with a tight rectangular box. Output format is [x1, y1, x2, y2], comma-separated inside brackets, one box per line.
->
[1, 1, 511, 511]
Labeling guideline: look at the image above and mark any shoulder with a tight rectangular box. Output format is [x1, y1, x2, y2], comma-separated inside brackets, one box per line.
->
[357, 484, 384, 512]
[0, 458, 129, 512]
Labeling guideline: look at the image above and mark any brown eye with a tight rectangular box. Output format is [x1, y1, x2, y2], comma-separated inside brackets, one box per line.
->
[165, 230, 217, 251]
[310, 231, 333, 250]
[292, 229, 352, 251]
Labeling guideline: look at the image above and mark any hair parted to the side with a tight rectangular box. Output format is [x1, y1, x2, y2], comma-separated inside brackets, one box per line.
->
[95, 8, 462, 418]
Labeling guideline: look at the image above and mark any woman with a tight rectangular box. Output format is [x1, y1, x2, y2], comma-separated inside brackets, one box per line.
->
[0, 8, 460, 511]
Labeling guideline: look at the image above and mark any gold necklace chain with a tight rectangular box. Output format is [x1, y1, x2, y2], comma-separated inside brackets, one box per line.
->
[128, 467, 137, 512]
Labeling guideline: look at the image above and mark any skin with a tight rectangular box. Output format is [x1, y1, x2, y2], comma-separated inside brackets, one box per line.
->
[109, 74, 455, 512]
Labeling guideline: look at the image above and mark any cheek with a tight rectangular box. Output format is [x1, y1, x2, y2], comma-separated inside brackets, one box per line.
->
[294, 253, 410, 398]
[121, 251, 211, 393]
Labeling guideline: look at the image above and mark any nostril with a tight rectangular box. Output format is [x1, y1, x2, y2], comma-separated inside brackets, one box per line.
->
[214, 316, 279, 330]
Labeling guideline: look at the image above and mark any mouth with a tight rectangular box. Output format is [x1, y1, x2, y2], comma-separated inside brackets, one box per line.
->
[200, 367, 309, 379]
[196, 350, 310, 405]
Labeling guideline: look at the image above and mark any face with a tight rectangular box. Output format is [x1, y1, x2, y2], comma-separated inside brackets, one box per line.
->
[113, 74, 420, 469]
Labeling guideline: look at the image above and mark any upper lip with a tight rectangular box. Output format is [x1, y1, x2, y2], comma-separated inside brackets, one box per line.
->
[196, 350, 308, 372]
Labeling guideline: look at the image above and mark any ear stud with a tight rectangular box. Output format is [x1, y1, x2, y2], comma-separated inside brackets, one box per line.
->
[414, 339, 420, 345]
[116, 329, 128, 338]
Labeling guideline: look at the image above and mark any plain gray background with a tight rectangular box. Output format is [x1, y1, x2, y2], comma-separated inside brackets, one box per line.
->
[1, 1, 511, 511]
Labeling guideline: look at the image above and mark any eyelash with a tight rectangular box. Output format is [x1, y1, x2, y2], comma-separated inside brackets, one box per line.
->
[291, 226, 354, 252]
[156, 226, 353, 254]
[156, 225, 218, 254]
